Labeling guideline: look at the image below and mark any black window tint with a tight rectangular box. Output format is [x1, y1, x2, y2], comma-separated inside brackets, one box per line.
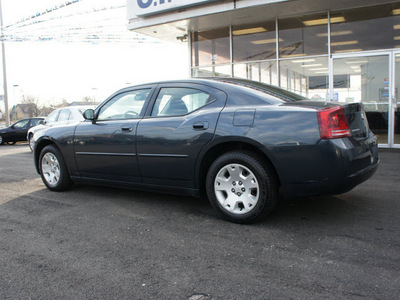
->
[30, 119, 42, 127]
[13, 120, 29, 129]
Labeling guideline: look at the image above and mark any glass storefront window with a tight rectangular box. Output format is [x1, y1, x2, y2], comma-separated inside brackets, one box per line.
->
[331, 4, 400, 54]
[278, 13, 328, 58]
[232, 21, 276, 62]
[191, 65, 231, 77]
[233, 61, 278, 86]
[191, 28, 230, 67]
[333, 55, 389, 144]
[279, 57, 329, 99]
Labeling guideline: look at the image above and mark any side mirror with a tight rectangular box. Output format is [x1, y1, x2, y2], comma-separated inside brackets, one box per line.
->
[83, 109, 95, 121]
[39, 120, 44, 125]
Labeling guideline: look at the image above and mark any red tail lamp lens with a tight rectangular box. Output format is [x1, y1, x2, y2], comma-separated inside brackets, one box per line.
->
[317, 106, 351, 139]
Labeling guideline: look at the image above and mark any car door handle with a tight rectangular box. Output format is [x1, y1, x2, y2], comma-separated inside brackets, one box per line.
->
[193, 122, 209, 130]
[121, 126, 133, 132]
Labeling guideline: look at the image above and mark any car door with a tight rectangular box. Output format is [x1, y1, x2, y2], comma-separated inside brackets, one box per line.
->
[136, 83, 227, 188]
[74, 87, 154, 183]
[9, 119, 29, 141]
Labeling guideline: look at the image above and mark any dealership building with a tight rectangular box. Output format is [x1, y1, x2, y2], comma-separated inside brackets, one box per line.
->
[127, 0, 400, 148]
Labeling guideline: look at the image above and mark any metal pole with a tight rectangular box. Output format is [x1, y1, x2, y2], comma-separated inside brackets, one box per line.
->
[0, 0, 9, 126]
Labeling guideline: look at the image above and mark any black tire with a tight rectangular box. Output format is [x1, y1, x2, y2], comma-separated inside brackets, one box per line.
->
[206, 151, 278, 223]
[39, 145, 73, 191]
[0, 135, 3, 145]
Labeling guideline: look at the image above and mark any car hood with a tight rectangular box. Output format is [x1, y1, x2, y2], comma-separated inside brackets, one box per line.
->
[29, 124, 46, 134]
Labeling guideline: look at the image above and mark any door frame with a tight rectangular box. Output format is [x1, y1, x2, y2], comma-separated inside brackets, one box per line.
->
[331, 50, 399, 148]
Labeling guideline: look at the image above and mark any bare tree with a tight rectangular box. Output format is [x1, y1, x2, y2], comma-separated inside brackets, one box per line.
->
[21, 95, 41, 117]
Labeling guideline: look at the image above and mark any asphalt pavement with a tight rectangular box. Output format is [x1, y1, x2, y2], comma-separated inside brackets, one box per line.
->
[0, 144, 399, 299]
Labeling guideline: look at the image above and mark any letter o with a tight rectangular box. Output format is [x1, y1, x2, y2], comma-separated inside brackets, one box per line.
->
[137, 0, 152, 9]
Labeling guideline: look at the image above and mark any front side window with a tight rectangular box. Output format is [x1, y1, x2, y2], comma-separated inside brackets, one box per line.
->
[97, 89, 150, 121]
[151, 88, 215, 117]
[13, 120, 29, 129]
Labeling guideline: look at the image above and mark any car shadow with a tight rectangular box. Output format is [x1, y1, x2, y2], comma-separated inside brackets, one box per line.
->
[5, 181, 371, 229]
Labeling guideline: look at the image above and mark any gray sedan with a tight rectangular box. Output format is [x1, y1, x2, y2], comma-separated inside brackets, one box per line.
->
[31, 78, 379, 223]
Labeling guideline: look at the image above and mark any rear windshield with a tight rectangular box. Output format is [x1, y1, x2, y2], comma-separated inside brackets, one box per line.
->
[213, 78, 308, 102]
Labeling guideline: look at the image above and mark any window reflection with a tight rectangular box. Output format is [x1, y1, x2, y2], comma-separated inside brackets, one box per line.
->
[279, 57, 329, 98]
[278, 13, 328, 58]
[191, 28, 230, 67]
[192, 65, 231, 77]
[331, 4, 400, 54]
[232, 21, 276, 62]
[233, 61, 278, 86]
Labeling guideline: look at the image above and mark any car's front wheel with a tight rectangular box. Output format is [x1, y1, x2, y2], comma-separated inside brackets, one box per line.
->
[206, 151, 278, 223]
[39, 145, 73, 191]
[0, 135, 3, 145]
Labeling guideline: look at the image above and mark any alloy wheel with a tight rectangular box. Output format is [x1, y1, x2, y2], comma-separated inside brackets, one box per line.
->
[214, 163, 259, 215]
[41, 152, 61, 187]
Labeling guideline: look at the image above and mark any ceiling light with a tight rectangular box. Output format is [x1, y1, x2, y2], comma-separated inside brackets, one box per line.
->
[393, 9, 400, 15]
[315, 71, 329, 74]
[251, 38, 282, 44]
[281, 54, 306, 58]
[303, 16, 345, 26]
[317, 30, 352, 37]
[331, 16, 346, 23]
[303, 64, 323, 67]
[346, 61, 368, 64]
[334, 49, 363, 53]
[291, 59, 316, 63]
[233, 27, 267, 36]
[309, 68, 329, 71]
[394, 25, 400, 30]
[395, 36, 400, 40]
[331, 40, 358, 46]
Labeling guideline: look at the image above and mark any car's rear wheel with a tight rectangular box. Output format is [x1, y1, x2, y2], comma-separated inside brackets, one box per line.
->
[206, 151, 278, 223]
[39, 145, 73, 191]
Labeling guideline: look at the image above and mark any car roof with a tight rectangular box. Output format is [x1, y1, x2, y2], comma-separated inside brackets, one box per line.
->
[120, 78, 306, 102]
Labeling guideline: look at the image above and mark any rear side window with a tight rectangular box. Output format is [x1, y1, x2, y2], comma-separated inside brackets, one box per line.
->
[46, 110, 59, 123]
[58, 109, 71, 122]
[151, 87, 215, 117]
[30, 119, 42, 127]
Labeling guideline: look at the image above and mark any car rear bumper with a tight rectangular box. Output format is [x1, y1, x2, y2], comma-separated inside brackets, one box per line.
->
[276, 133, 379, 198]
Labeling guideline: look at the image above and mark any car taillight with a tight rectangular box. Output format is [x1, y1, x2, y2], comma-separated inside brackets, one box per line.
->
[317, 106, 351, 139]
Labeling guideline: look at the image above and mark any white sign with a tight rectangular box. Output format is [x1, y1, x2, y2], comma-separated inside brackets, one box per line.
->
[129, 0, 219, 17]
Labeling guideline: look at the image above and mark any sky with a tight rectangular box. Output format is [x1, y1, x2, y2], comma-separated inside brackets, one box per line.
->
[0, 0, 188, 112]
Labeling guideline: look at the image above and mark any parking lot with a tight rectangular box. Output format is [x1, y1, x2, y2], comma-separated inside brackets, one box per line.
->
[0, 144, 399, 299]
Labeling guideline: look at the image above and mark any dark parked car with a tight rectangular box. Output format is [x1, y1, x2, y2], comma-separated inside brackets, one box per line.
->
[0, 118, 44, 145]
[32, 78, 379, 223]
